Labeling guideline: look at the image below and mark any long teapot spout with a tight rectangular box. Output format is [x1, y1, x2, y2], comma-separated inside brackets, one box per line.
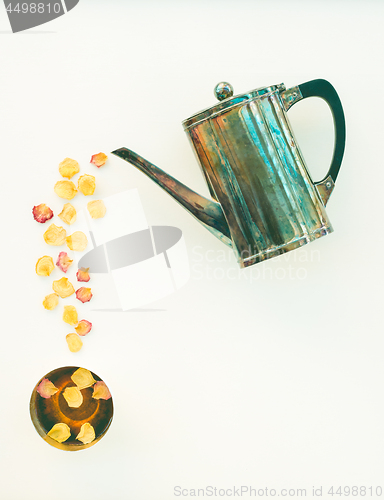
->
[111, 148, 232, 247]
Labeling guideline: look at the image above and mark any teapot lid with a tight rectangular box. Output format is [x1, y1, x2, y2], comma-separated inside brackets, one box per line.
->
[182, 81, 285, 130]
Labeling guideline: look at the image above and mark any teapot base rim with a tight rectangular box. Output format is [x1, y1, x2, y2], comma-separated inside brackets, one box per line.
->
[238, 225, 333, 269]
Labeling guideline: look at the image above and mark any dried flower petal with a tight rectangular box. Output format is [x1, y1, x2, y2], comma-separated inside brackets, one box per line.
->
[36, 378, 58, 399]
[78, 174, 95, 196]
[63, 386, 83, 408]
[58, 203, 77, 225]
[43, 293, 59, 310]
[71, 368, 96, 389]
[47, 423, 71, 443]
[90, 152, 108, 168]
[66, 333, 83, 352]
[76, 423, 95, 444]
[52, 277, 75, 298]
[36, 256, 54, 276]
[54, 180, 77, 200]
[92, 381, 112, 400]
[63, 305, 78, 325]
[76, 287, 92, 303]
[43, 224, 67, 246]
[58, 158, 80, 179]
[32, 203, 54, 223]
[56, 251, 73, 273]
[75, 320, 92, 336]
[76, 267, 90, 282]
[66, 231, 88, 252]
[87, 199, 106, 219]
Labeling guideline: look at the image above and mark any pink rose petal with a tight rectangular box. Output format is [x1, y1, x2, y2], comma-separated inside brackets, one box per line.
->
[36, 378, 59, 399]
[56, 251, 73, 273]
[92, 381, 111, 400]
[76, 287, 92, 303]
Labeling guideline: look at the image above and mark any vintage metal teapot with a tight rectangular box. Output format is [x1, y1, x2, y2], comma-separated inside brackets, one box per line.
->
[112, 78, 345, 268]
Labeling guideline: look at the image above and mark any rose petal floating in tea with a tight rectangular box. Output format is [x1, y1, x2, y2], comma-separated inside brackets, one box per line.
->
[63, 386, 83, 408]
[56, 251, 73, 273]
[36, 378, 58, 399]
[66, 231, 88, 252]
[66, 333, 83, 353]
[90, 152, 108, 168]
[36, 256, 55, 277]
[54, 180, 77, 200]
[43, 293, 59, 310]
[43, 224, 67, 246]
[75, 320, 92, 336]
[32, 203, 53, 223]
[71, 367, 96, 390]
[78, 174, 95, 196]
[52, 277, 75, 298]
[58, 158, 80, 179]
[87, 199, 106, 219]
[47, 423, 71, 443]
[63, 305, 78, 326]
[76, 267, 90, 282]
[76, 287, 92, 303]
[92, 381, 111, 400]
[76, 423, 95, 444]
[58, 203, 77, 225]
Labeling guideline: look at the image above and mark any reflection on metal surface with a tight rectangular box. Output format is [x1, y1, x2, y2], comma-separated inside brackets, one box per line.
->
[78, 224, 190, 311]
[78, 226, 183, 271]
[184, 86, 333, 268]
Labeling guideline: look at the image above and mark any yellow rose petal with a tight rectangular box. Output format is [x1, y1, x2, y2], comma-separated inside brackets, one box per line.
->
[36, 256, 54, 276]
[58, 203, 77, 225]
[54, 180, 77, 200]
[43, 224, 66, 246]
[78, 174, 95, 196]
[76, 423, 95, 444]
[66, 333, 83, 352]
[52, 277, 75, 298]
[87, 199, 106, 219]
[63, 386, 83, 408]
[59, 158, 80, 179]
[71, 368, 96, 390]
[47, 423, 71, 443]
[43, 293, 59, 310]
[63, 305, 78, 326]
[66, 231, 88, 252]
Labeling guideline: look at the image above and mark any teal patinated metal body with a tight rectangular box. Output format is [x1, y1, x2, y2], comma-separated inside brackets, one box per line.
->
[113, 79, 345, 268]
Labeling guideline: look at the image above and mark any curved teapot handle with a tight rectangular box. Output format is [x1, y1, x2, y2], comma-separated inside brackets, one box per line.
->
[281, 79, 346, 206]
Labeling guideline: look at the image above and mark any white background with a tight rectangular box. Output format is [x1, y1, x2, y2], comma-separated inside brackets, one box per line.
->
[1, 1, 384, 499]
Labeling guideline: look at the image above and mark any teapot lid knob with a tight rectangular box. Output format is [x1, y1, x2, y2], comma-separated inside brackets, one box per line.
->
[214, 82, 234, 101]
